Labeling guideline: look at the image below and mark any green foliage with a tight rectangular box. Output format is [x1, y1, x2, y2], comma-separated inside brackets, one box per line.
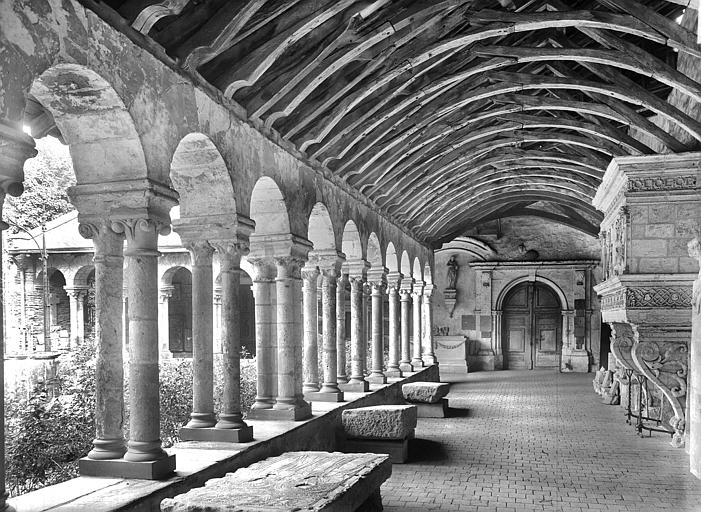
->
[4, 136, 76, 232]
[4, 341, 258, 496]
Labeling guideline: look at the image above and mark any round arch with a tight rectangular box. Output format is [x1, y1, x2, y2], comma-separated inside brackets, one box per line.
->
[400, 251, 411, 276]
[412, 257, 423, 281]
[28, 64, 149, 184]
[73, 265, 95, 288]
[367, 232, 382, 267]
[385, 242, 399, 272]
[249, 176, 290, 236]
[161, 265, 192, 287]
[308, 202, 337, 251]
[496, 275, 569, 311]
[170, 133, 237, 218]
[342, 220, 363, 261]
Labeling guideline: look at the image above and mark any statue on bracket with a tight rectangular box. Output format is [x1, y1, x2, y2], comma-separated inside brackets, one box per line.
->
[446, 255, 459, 289]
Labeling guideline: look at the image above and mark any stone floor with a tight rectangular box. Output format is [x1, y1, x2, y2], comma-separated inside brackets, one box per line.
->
[382, 370, 701, 512]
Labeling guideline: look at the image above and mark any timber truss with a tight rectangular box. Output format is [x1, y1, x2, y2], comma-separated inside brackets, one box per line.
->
[87, 0, 699, 244]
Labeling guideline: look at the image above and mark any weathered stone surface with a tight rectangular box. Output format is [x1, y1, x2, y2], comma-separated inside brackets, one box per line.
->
[402, 382, 450, 404]
[342, 405, 417, 440]
[160, 451, 391, 512]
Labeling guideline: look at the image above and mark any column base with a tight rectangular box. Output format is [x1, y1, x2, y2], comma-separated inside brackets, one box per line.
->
[367, 374, 387, 384]
[79, 454, 176, 480]
[411, 359, 425, 368]
[422, 355, 437, 365]
[179, 425, 254, 443]
[399, 362, 414, 373]
[304, 390, 345, 402]
[337, 375, 349, 384]
[339, 380, 370, 392]
[302, 384, 320, 394]
[248, 401, 312, 421]
[385, 368, 403, 378]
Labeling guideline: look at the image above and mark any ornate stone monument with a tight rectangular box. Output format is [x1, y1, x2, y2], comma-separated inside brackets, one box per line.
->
[444, 255, 458, 318]
[593, 153, 700, 448]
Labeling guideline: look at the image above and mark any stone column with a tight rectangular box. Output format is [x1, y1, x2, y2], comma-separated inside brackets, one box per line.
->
[77, 222, 127, 462]
[0, 125, 34, 510]
[336, 273, 349, 384]
[213, 286, 222, 354]
[114, 215, 175, 472]
[182, 240, 216, 430]
[399, 286, 413, 373]
[158, 286, 173, 356]
[422, 283, 437, 365]
[312, 258, 344, 401]
[689, 237, 701, 477]
[362, 282, 371, 374]
[411, 281, 424, 368]
[212, 240, 253, 442]
[248, 258, 277, 415]
[492, 310, 503, 370]
[341, 269, 369, 392]
[385, 271, 403, 378]
[273, 255, 312, 420]
[65, 287, 87, 348]
[301, 266, 320, 396]
[367, 269, 387, 384]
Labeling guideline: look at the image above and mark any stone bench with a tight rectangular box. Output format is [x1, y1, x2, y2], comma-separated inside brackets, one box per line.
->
[160, 451, 392, 512]
[341, 405, 417, 463]
[402, 382, 450, 418]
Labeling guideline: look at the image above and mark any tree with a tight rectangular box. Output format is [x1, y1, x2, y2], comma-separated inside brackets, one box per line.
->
[4, 136, 75, 232]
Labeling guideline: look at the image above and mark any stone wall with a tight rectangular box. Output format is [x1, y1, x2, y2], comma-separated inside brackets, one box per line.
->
[433, 217, 602, 371]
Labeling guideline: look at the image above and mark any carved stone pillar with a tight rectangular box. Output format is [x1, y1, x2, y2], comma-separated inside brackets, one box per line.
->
[399, 283, 413, 373]
[362, 282, 371, 375]
[182, 240, 217, 430]
[247, 258, 277, 415]
[65, 287, 87, 348]
[422, 283, 437, 365]
[213, 286, 222, 354]
[367, 268, 387, 384]
[593, 152, 700, 449]
[341, 260, 370, 392]
[336, 272, 349, 384]
[385, 271, 403, 378]
[306, 253, 344, 402]
[301, 266, 320, 396]
[0, 122, 33, 510]
[411, 281, 425, 368]
[212, 237, 254, 442]
[273, 254, 312, 419]
[688, 237, 701, 477]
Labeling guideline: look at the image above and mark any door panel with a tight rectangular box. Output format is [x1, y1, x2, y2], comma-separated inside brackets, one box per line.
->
[534, 313, 560, 369]
[504, 315, 529, 369]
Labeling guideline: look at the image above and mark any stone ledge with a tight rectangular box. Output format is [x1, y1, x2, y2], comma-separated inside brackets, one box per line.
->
[402, 382, 450, 403]
[79, 454, 176, 480]
[342, 405, 417, 440]
[179, 425, 254, 444]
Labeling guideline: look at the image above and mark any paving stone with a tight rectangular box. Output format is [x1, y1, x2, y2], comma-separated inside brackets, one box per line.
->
[342, 405, 417, 440]
[381, 371, 701, 512]
[402, 382, 450, 403]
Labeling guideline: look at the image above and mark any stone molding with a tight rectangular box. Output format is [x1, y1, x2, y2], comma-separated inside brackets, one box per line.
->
[248, 233, 313, 261]
[344, 258, 370, 280]
[366, 267, 388, 287]
[386, 271, 403, 292]
[308, 249, 344, 273]
[628, 175, 696, 192]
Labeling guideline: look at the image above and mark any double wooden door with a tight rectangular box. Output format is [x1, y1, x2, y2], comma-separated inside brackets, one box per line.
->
[503, 282, 561, 370]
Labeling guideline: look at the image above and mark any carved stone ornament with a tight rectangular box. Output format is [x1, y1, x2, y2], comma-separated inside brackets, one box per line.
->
[627, 175, 696, 192]
[446, 255, 458, 289]
[689, 237, 701, 315]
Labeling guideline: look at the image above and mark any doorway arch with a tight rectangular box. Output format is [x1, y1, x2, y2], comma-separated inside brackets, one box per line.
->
[501, 281, 562, 370]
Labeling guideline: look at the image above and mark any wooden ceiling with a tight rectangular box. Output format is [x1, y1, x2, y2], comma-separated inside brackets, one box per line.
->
[89, 0, 699, 245]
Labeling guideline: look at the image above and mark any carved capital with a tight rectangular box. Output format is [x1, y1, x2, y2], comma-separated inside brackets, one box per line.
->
[160, 285, 175, 302]
[78, 220, 125, 261]
[399, 289, 411, 301]
[274, 256, 305, 280]
[185, 239, 214, 266]
[0, 122, 35, 196]
[64, 287, 88, 301]
[349, 276, 364, 294]
[111, 216, 170, 251]
[301, 266, 320, 283]
[248, 257, 276, 282]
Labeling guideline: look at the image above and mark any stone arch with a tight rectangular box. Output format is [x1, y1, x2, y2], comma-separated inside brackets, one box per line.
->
[400, 251, 412, 276]
[496, 275, 569, 311]
[307, 202, 337, 251]
[412, 257, 423, 281]
[27, 64, 149, 185]
[249, 176, 291, 236]
[385, 242, 399, 272]
[73, 265, 95, 288]
[170, 133, 237, 217]
[161, 265, 191, 287]
[367, 232, 383, 267]
[341, 220, 363, 261]
[423, 263, 433, 285]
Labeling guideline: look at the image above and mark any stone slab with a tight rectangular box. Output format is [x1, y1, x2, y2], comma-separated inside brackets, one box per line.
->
[79, 454, 176, 480]
[342, 405, 417, 440]
[339, 380, 370, 392]
[410, 398, 449, 418]
[245, 402, 312, 421]
[159, 451, 392, 512]
[179, 425, 254, 443]
[344, 438, 410, 464]
[402, 382, 450, 404]
[304, 390, 345, 402]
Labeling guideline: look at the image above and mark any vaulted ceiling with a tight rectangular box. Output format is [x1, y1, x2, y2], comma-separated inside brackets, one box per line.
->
[87, 0, 700, 245]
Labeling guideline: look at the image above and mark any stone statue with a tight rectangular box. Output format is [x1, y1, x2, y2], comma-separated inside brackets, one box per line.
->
[446, 255, 458, 289]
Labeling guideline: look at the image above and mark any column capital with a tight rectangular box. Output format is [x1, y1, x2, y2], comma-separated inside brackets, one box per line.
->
[343, 258, 370, 280]
[399, 288, 412, 300]
[0, 121, 35, 197]
[274, 256, 306, 280]
[423, 283, 436, 298]
[386, 271, 403, 292]
[159, 285, 175, 302]
[213, 286, 222, 304]
[412, 280, 425, 297]
[336, 272, 349, 287]
[184, 239, 214, 265]
[248, 257, 276, 282]
[301, 265, 320, 283]
[349, 275, 365, 292]
[64, 286, 88, 300]
[248, 233, 312, 261]
[400, 276, 415, 293]
[367, 267, 387, 287]
[111, 216, 169, 256]
[174, 214, 255, 249]
[309, 249, 344, 274]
